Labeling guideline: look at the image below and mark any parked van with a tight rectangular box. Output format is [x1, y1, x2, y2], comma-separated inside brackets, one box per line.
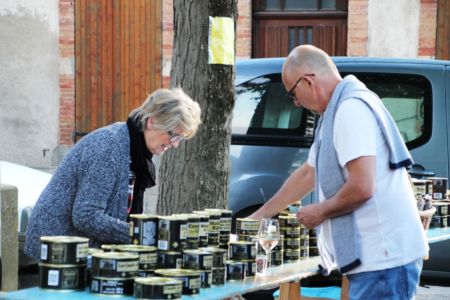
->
[230, 57, 450, 278]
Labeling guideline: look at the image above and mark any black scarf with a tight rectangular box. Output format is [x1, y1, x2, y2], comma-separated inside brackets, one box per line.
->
[126, 113, 156, 214]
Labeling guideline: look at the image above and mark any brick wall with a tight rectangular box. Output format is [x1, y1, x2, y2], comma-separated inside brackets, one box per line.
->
[347, 0, 368, 56]
[418, 0, 438, 58]
[59, 0, 75, 145]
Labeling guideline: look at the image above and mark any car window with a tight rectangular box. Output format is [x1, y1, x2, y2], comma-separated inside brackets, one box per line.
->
[233, 73, 316, 143]
[346, 73, 432, 149]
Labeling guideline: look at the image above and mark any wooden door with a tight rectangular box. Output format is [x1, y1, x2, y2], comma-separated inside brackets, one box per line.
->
[436, 0, 450, 60]
[252, 0, 348, 57]
[75, 0, 162, 141]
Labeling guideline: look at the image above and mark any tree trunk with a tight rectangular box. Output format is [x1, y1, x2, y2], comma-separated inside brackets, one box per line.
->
[157, 1, 237, 215]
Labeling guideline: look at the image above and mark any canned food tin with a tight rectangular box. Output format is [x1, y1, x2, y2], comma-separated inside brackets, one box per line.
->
[411, 179, 428, 195]
[229, 241, 256, 260]
[154, 268, 202, 295]
[174, 213, 200, 250]
[211, 267, 226, 285]
[309, 237, 317, 247]
[183, 249, 213, 270]
[202, 210, 221, 235]
[271, 250, 283, 266]
[278, 214, 299, 227]
[219, 233, 231, 245]
[280, 226, 301, 238]
[432, 215, 448, 228]
[91, 251, 139, 278]
[430, 177, 448, 200]
[244, 259, 256, 277]
[207, 233, 220, 247]
[157, 251, 183, 269]
[200, 270, 213, 288]
[134, 276, 183, 299]
[205, 208, 232, 233]
[237, 234, 255, 242]
[309, 228, 317, 238]
[236, 218, 260, 235]
[433, 202, 449, 216]
[200, 246, 228, 268]
[129, 214, 159, 246]
[90, 276, 134, 295]
[114, 244, 158, 271]
[284, 238, 301, 249]
[39, 263, 86, 290]
[300, 247, 309, 259]
[158, 216, 187, 251]
[309, 246, 319, 256]
[192, 211, 210, 247]
[40, 236, 89, 264]
[225, 260, 246, 281]
[283, 249, 300, 261]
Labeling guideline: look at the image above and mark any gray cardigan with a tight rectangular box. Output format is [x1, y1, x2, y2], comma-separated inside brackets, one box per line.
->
[25, 122, 131, 259]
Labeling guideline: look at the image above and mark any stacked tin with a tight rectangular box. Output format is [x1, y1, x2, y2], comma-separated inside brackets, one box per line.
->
[309, 228, 319, 257]
[129, 213, 159, 246]
[115, 244, 158, 277]
[227, 240, 257, 279]
[202, 210, 221, 247]
[39, 236, 89, 290]
[90, 251, 139, 295]
[201, 246, 227, 285]
[278, 214, 301, 263]
[235, 217, 260, 241]
[300, 223, 309, 259]
[182, 248, 213, 288]
[430, 177, 449, 228]
[205, 208, 233, 249]
[192, 211, 210, 247]
[157, 215, 186, 269]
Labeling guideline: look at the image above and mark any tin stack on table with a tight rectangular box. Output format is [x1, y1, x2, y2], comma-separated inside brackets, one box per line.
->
[429, 177, 449, 228]
[39, 236, 89, 291]
[205, 208, 233, 248]
[309, 228, 319, 257]
[90, 251, 139, 295]
[278, 214, 301, 263]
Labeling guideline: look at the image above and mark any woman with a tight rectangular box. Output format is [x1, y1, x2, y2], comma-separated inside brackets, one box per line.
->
[25, 88, 201, 259]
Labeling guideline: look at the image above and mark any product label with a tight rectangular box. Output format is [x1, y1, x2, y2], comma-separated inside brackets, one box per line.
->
[179, 224, 187, 240]
[203, 256, 213, 269]
[199, 222, 209, 236]
[187, 223, 200, 238]
[209, 220, 220, 234]
[117, 260, 139, 272]
[240, 221, 259, 231]
[40, 244, 48, 260]
[142, 221, 157, 245]
[47, 270, 60, 286]
[163, 283, 182, 295]
[158, 240, 169, 251]
[220, 217, 232, 231]
[100, 259, 116, 270]
[139, 253, 157, 264]
[76, 243, 89, 258]
[189, 277, 201, 289]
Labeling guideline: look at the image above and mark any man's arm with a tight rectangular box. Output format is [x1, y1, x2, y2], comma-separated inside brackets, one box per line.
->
[297, 155, 375, 228]
[248, 162, 315, 220]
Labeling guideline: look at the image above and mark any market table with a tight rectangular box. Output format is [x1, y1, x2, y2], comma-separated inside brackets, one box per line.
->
[0, 257, 322, 300]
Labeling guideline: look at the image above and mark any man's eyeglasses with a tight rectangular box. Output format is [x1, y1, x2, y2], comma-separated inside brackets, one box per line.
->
[286, 73, 315, 101]
[167, 130, 186, 143]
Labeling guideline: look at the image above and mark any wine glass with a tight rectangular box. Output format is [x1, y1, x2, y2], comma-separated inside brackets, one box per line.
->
[257, 218, 280, 273]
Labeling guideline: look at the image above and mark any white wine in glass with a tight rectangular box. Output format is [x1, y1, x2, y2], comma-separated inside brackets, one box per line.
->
[257, 218, 280, 272]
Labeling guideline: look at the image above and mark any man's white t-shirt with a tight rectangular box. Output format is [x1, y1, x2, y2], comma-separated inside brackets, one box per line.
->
[307, 99, 429, 274]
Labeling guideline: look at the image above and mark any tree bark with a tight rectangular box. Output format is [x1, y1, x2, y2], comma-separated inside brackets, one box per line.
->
[157, 0, 237, 215]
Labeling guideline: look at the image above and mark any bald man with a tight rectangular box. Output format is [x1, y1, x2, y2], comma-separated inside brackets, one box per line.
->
[249, 45, 428, 299]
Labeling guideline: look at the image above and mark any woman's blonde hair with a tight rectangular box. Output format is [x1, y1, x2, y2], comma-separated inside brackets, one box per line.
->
[130, 88, 202, 139]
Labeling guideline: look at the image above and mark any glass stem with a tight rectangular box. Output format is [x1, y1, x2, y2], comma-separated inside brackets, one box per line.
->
[267, 250, 271, 269]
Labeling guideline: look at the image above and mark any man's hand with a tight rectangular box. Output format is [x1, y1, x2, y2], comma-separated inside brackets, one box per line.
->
[296, 203, 325, 228]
